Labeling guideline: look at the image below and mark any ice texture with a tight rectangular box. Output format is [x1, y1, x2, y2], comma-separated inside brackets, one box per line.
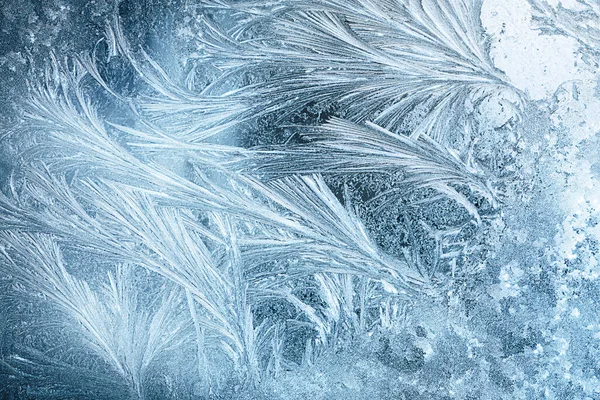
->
[0, 0, 599, 399]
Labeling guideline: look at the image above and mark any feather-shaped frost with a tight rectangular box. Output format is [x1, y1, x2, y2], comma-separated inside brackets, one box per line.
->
[0, 235, 188, 399]
[233, 118, 495, 220]
[234, 174, 426, 293]
[132, 0, 525, 144]
[0, 1, 519, 392]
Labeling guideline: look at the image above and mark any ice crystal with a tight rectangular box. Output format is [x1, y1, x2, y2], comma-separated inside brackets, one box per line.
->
[0, 0, 599, 399]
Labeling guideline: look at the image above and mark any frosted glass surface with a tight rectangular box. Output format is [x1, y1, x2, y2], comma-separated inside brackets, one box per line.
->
[0, 1, 599, 399]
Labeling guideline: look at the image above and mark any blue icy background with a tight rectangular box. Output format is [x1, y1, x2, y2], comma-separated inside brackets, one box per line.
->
[1, 0, 600, 399]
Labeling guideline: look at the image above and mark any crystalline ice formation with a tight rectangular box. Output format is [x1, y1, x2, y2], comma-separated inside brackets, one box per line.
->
[0, 0, 599, 399]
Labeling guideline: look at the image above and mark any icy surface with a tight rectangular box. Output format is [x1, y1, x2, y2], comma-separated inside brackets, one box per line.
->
[1, 0, 600, 399]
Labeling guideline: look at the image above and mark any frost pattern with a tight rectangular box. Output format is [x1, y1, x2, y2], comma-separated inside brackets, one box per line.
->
[0, 0, 599, 399]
